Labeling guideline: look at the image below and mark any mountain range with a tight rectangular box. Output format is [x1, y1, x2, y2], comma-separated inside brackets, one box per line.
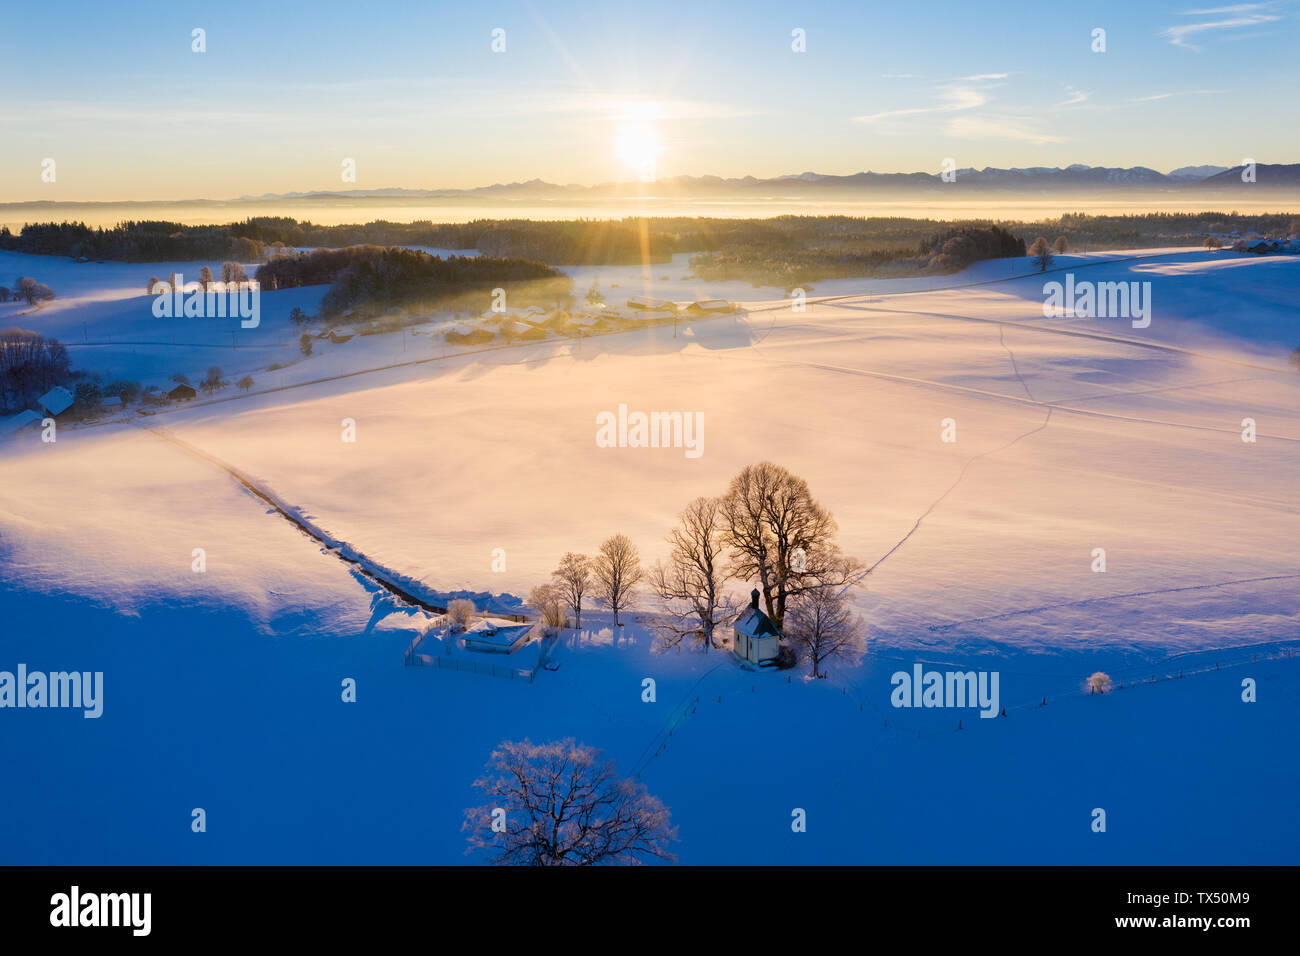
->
[234, 163, 1300, 202]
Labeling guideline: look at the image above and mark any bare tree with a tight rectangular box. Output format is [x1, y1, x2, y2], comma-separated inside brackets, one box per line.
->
[1052, 236, 1069, 254]
[1028, 237, 1053, 272]
[528, 584, 565, 635]
[1087, 671, 1112, 694]
[592, 534, 643, 628]
[0, 329, 70, 409]
[551, 552, 591, 629]
[237, 375, 254, 392]
[220, 261, 248, 284]
[649, 497, 733, 652]
[784, 582, 863, 678]
[720, 462, 863, 631]
[199, 266, 214, 291]
[446, 598, 475, 631]
[463, 738, 677, 865]
[15, 277, 55, 305]
[200, 365, 227, 394]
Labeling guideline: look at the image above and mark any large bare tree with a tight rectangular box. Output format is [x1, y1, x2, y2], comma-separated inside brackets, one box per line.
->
[463, 738, 678, 865]
[551, 552, 592, 629]
[784, 582, 863, 678]
[592, 534, 643, 628]
[720, 462, 864, 630]
[649, 496, 733, 652]
[528, 584, 565, 635]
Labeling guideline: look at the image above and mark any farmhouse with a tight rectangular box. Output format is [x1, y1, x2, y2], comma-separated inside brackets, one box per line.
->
[37, 386, 74, 417]
[626, 295, 677, 312]
[0, 409, 43, 436]
[462, 618, 534, 653]
[686, 299, 734, 314]
[168, 384, 197, 401]
[732, 589, 782, 666]
[686, 299, 738, 314]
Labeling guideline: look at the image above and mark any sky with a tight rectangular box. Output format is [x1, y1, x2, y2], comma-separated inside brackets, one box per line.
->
[1, 0, 1297, 201]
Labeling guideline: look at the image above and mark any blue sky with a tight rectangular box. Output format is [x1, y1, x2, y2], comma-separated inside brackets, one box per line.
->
[2, 0, 1296, 199]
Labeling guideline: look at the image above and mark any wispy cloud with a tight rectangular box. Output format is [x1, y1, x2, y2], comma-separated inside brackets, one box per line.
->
[853, 85, 990, 123]
[1056, 86, 1090, 108]
[945, 115, 1064, 145]
[1129, 89, 1225, 102]
[853, 74, 1005, 124]
[1160, 3, 1280, 50]
[851, 73, 1065, 146]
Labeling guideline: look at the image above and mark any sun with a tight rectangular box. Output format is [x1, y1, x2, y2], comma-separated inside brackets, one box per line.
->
[616, 120, 659, 182]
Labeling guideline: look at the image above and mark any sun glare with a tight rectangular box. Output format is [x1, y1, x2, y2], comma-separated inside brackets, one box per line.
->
[616, 120, 659, 182]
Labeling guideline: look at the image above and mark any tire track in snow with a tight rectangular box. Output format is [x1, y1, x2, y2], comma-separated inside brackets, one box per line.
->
[998, 324, 1036, 401]
[779, 357, 1300, 443]
[631, 660, 730, 780]
[927, 573, 1300, 632]
[864, 302, 1290, 375]
[863, 408, 1055, 577]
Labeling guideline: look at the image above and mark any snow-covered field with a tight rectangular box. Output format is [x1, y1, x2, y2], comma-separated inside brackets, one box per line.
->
[1, 247, 1297, 864]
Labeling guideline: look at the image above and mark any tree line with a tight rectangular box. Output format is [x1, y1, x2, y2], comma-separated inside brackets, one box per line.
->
[7, 211, 1291, 269]
[260, 246, 572, 320]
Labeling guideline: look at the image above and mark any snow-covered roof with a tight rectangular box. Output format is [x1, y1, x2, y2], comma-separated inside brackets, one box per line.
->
[691, 299, 732, 312]
[0, 409, 42, 434]
[627, 296, 676, 311]
[464, 618, 533, 645]
[734, 604, 781, 639]
[37, 386, 74, 416]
